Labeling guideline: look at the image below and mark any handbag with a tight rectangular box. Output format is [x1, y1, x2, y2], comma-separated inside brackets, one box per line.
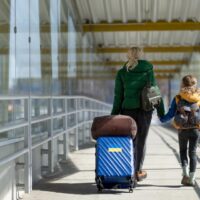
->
[141, 70, 162, 111]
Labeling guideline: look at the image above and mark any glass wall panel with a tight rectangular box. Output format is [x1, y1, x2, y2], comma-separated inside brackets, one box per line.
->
[15, 0, 30, 95]
[51, 0, 59, 95]
[0, 0, 116, 100]
[53, 99, 64, 114]
[31, 99, 50, 118]
[58, 0, 68, 95]
[39, 0, 52, 95]
[0, 0, 11, 95]
[8, 0, 15, 95]
[32, 121, 49, 144]
[30, 0, 42, 95]
[67, 14, 77, 78]
[53, 117, 64, 134]
[0, 1, 11, 129]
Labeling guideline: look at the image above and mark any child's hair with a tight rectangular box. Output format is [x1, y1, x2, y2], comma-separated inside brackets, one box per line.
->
[182, 75, 197, 87]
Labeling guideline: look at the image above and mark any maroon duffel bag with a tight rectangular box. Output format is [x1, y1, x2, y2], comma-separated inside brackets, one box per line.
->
[91, 115, 137, 140]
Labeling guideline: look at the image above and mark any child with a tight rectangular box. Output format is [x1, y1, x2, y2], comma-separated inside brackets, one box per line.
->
[160, 75, 200, 186]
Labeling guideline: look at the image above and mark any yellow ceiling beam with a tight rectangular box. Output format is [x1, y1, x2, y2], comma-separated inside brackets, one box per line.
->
[41, 48, 91, 54]
[45, 69, 179, 74]
[0, 48, 89, 55]
[97, 46, 200, 53]
[0, 23, 68, 34]
[92, 60, 187, 66]
[2, 21, 200, 34]
[0, 48, 9, 54]
[155, 75, 174, 80]
[41, 46, 200, 54]
[0, 24, 10, 33]
[151, 60, 188, 65]
[1, 46, 200, 55]
[40, 23, 68, 33]
[57, 75, 173, 80]
[154, 69, 179, 73]
[57, 75, 115, 80]
[41, 60, 187, 67]
[83, 21, 200, 32]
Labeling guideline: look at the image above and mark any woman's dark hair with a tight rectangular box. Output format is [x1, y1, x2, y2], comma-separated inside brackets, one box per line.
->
[182, 75, 197, 87]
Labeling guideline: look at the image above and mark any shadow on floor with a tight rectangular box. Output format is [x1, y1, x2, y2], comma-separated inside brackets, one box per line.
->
[41, 158, 80, 181]
[136, 184, 182, 189]
[41, 142, 96, 181]
[33, 181, 185, 195]
[34, 182, 131, 195]
[78, 141, 96, 150]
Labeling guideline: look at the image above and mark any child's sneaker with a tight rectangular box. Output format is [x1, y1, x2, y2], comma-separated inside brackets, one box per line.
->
[181, 166, 189, 185]
[181, 176, 189, 185]
[186, 172, 195, 187]
[186, 179, 195, 186]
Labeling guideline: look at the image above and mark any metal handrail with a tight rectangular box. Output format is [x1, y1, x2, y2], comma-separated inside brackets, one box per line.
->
[0, 95, 111, 107]
[0, 121, 28, 133]
[0, 148, 28, 166]
[0, 137, 25, 148]
[0, 96, 111, 170]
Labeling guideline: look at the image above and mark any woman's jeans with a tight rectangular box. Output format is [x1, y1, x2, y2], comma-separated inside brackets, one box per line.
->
[122, 108, 153, 172]
[178, 129, 199, 172]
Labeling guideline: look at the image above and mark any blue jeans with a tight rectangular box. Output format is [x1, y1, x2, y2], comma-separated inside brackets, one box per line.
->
[178, 129, 199, 172]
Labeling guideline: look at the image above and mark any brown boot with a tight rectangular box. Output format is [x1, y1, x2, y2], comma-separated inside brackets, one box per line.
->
[136, 170, 147, 182]
[181, 176, 189, 186]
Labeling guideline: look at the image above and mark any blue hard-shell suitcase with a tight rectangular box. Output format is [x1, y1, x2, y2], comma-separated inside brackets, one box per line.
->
[95, 136, 135, 192]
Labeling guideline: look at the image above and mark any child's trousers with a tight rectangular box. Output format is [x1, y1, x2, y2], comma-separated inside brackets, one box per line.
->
[178, 129, 199, 173]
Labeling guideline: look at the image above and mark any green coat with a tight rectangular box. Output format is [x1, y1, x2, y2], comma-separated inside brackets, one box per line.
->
[111, 60, 165, 116]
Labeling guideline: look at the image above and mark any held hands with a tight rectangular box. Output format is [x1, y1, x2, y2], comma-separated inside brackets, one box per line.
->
[155, 106, 164, 122]
[156, 112, 165, 123]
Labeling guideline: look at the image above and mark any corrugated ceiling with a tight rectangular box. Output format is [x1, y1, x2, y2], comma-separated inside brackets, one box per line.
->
[74, 0, 200, 75]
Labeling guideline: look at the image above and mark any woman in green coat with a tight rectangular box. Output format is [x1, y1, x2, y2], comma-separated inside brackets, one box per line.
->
[111, 47, 165, 182]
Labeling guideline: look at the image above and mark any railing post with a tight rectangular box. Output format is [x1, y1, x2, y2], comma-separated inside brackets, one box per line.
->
[48, 98, 54, 173]
[87, 100, 93, 142]
[75, 98, 79, 151]
[35, 99, 40, 117]
[0, 95, 112, 194]
[63, 98, 69, 159]
[82, 98, 86, 144]
[24, 98, 32, 193]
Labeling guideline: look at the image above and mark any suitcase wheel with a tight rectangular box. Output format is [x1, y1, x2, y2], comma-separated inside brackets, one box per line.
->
[97, 186, 103, 192]
[129, 188, 133, 193]
[128, 176, 136, 191]
[96, 177, 103, 192]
